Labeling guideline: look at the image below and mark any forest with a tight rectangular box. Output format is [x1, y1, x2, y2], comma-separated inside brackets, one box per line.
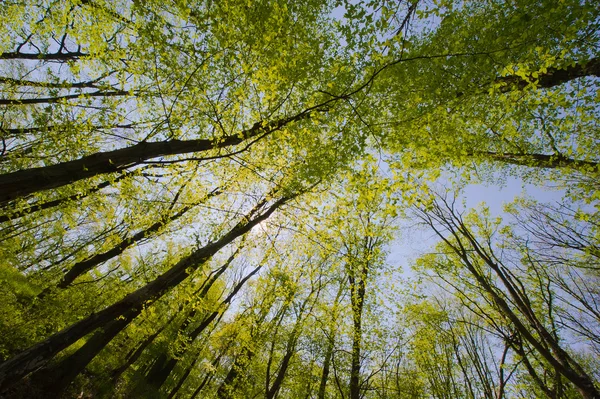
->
[0, 0, 598, 398]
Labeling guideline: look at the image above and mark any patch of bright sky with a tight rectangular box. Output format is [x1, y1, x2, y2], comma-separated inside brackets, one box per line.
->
[386, 172, 566, 277]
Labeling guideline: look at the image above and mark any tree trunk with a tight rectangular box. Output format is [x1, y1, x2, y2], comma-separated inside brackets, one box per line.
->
[0, 89, 130, 106]
[145, 355, 178, 391]
[29, 316, 132, 396]
[0, 170, 133, 223]
[190, 373, 214, 399]
[349, 319, 362, 399]
[318, 280, 344, 399]
[317, 338, 334, 399]
[0, 112, 312, 204]
[189, 347, 230, 399]
[266, 289, 316, 399]
[496, 57, 600, 92]
[349, 266, 366, 399]
[477, 151, 599, 172]
[0, 50, 87, 60]
[265, 345, 295, 399]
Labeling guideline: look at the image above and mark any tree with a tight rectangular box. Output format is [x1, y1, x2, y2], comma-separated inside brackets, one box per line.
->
[333, 164, 397, 399]
[412, 191, 600, 399]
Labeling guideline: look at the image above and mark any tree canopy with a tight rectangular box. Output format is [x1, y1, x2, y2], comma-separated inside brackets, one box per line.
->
[0, 0, 599, 397]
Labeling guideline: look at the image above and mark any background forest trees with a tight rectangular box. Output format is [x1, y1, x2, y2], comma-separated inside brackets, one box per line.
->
[0, 0, 598, 398]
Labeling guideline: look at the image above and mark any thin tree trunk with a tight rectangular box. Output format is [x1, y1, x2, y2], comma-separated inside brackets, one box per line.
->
[265, 291, 314, 399]
[0, 75, 113, 89]
[146, 262, 264, 392]
[318, 340, 334, 399]
[349, 315, 362, 399]
[0, 89, 130, 106]
[512, 339, 556, 399]
[1, 122, 136, 137]
[145, 355, 177, 392]
[53, 188, 220, 289]
[0, 50, 87, 60]
[109, 323, 167, 383]
[190, 372, 215, 399]
[189, 346, 231, 399]
[318, 280, 344, 399]
[213, 291, 282, 399]
[265, 343, 296, 399]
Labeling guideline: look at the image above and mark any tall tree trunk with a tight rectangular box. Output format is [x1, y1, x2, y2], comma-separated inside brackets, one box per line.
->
[495, 57, 600, 92]
[0, 50, 87, 60]
[0, 169, 135, 224]
[349, 265, 366, 399]
[0, 111, 313, 204]
[0, 89, 130, 106]
[318, 340, 334, 399]
[265, 291, 314, 399]
[190, 372, 215, 399]
[265, 293, 314, 399]
[318, 280, 345, 399]
[349, 314, 362, 399]
[189, 345, 231, 399]
[0, 193, 294, 393]
[145, 355, 178, 392]
[317, 280, 345, 399]
[213, 299, 278, 399]
[477, 151, 599, 172]
[265, 344, 296, 399]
